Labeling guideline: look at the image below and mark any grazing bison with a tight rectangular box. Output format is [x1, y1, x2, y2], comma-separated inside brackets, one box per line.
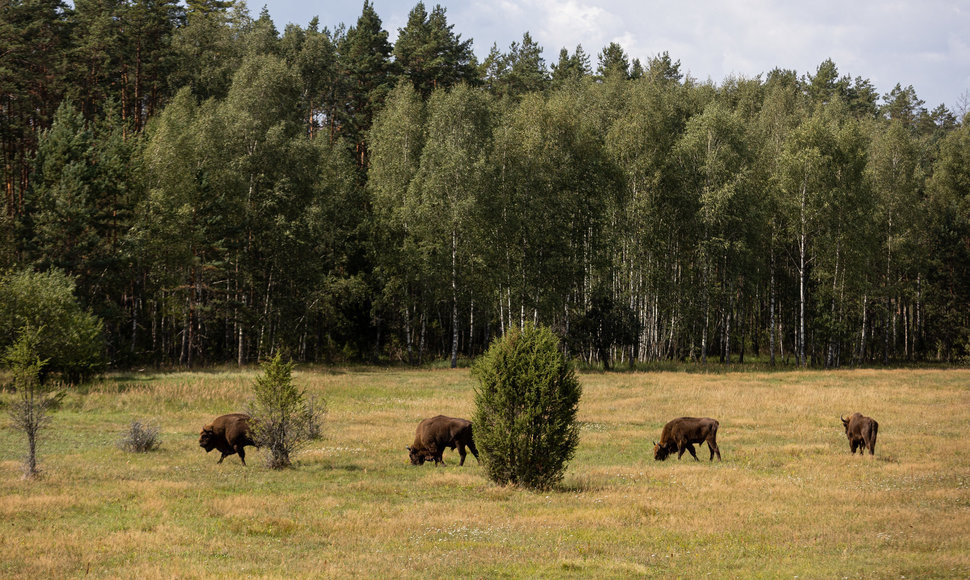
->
[653, 417, 722, 461]
[841, 412, 878, 455]
[199, 413, 258, 465]
[407, 415, 479, 466]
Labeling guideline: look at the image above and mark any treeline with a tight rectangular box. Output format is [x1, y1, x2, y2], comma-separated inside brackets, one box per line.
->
[2, 0, 969, 370]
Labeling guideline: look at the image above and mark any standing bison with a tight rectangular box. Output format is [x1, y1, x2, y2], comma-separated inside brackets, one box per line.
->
[653, 417, 722, 461]
[841, 412, 878, 455]
[407, 415, 479, 466]
[199, 413, 258, 465]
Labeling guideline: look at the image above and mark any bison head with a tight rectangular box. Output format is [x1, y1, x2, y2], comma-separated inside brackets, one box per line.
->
[199, 426, 216, 452]
[407, 446, 429, 466]
[841, 415, 850, 432]
[653, 441, 670, 461]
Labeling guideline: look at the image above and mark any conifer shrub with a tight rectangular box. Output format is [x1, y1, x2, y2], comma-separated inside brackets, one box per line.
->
[248, 353, 321, 469]
[472, 324, 582, 490]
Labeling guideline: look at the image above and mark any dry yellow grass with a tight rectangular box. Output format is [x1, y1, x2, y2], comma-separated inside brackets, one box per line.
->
[0, 367, 968, 578]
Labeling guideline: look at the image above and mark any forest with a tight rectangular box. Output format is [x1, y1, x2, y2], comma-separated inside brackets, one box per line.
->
[2, 0, 970, 373]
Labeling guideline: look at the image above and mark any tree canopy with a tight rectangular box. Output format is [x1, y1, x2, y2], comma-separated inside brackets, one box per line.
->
[2, 1, 968, 372]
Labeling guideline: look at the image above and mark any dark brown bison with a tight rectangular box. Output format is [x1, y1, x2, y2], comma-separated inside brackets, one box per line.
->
[199, 413, 258, 465]
[653, 417, 721, 461]
[841, 412, 878, 455]
[407, 415, 479, 466]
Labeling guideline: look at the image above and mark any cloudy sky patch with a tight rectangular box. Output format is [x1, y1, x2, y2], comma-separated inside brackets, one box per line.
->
[260, 0, 969, 109]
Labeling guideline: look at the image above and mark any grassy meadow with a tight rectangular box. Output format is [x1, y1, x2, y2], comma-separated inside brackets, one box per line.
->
[1, 366, 968, 578]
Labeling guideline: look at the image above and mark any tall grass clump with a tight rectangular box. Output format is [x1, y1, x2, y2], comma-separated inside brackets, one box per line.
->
[473, 324, 582, 490]
[118, 420, 161, 452]
[248, 353, 321, 469]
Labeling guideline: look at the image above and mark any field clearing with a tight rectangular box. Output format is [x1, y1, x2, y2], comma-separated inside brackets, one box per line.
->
[1, 367, 969, 578]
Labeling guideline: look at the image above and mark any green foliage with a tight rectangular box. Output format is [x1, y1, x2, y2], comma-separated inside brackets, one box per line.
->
[248, 353, 319, 468]
[394, 2, 477, 99]
[5, 0, 970, 371]
[472, 325, 582, 489]
[27, 100, 136, 339]
[3, 326, 52, 478]
[337, 0, 394, 160]
[597, 42, 630, 80]
[0, 269, 104, 384]
[479, 32, 548, 99]
[550, 45, 591, 87]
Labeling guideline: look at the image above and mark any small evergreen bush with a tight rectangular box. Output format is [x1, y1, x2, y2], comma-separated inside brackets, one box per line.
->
[248, 353, 318, 469]
[472, 324, 582, 490]
[118, 420, 161, 453]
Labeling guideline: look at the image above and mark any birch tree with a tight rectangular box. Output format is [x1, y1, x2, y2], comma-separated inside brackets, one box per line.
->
[368, 82, 428, 362]
[408, 85, 492, 368]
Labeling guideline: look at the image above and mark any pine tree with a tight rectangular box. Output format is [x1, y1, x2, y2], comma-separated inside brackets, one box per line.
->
[551, 45, 592, 87]
[337, 0, 394, 165]
[394, 2, 477, 99]
[597, 42, 630, 80]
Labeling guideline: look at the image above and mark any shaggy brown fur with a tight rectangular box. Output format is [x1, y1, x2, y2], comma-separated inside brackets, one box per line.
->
[199, 413, 257, 465]
[653, 417, 721, 461]
[407, 415, 479, 466]
[841, 412, 879, 455]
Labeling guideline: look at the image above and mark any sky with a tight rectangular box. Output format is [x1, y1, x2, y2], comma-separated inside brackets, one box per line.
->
[251, 0, 970, 111]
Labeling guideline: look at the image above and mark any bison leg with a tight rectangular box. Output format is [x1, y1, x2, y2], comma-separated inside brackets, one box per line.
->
[457, 443, 467, 466]
[678, 443, 699, 461]
[217, 453, 227, 464]
[237, 445, 247, 466]
[686, 444, 699, 461]
[468, 439, 480, 463]
[707, 440, 721, 461]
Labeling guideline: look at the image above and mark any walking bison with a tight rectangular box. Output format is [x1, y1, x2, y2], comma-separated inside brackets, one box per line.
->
[199, 413, 258, 465]
[407, 415, 479, 466]
[653, 416, 722, 461]
[841, 412, 878, 455]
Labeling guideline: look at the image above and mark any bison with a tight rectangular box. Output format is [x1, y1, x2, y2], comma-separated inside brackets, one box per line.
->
[407, 415, 479, 466]
[841, 412, 878, 455]
[653, 416, 722, 461]
[199, 413, 258, 465]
